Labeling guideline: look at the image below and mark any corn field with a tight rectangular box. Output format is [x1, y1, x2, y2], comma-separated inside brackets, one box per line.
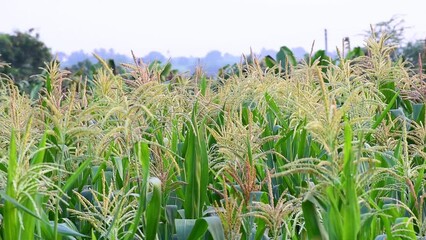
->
[0, 36, 425, 240]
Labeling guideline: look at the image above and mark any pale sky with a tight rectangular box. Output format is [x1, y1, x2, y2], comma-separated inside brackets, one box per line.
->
[1, 0, 425, 58]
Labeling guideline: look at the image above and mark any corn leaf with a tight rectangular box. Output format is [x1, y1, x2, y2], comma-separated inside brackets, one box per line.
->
[146, 177, 162, 240]
[3, 129, 18, 240]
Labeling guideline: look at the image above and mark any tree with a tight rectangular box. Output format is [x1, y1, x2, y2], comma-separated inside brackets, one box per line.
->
[364, 16, 426, 66]
[0, 29, 52, 83]
[367, 16, 406, 47]
[400, 40, 426, 73]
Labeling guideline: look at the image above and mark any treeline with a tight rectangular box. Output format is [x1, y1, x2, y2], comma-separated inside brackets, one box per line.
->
[0, 17, 425, 98]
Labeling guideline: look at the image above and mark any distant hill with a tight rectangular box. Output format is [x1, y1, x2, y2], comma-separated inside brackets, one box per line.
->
[57, 48, 132, 67]
[57, 47, 307, 76]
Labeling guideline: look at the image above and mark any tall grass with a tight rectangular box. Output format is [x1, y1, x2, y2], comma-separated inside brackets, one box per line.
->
[0, 35, 425, 239]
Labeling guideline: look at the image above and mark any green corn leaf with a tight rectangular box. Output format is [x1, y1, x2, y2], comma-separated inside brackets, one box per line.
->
[183, 122, 197, 218]
[0, 191, 42, 222]
[325, 187, 342, 240]
[254, 218, 267, 240]
[264, 92, 285, 122]
[45, 72, 52, 95]
[366, 92, 398, 141]
[160, 62, 172, 81]
[297, 121, 308, 159]
[21, 197, 37, 240]
[412, 103, 425, 124]
[311, 50, 330, 67]
[107, 59, 116, 74]
[31, 131, 48, 165]
[146, 177, 162, 240]
[0, 162, 6, 174]
[165, 205, 178, 237]
[175, 219, 196, 240]
[393, 139, 402, 161]
[400, 98, 413, 114]
[38, 200, 55, 239]
[62, 158, 92, 193]
[184, 102, 209, 219]
[393, 217, 416, 239]
[264, 55, 277, 69]
[345, 47, 365, 60]
[104, 195, 125, 239]
[91, 163, 107, 185]
[125, 141, 151, 240]
[415, 168, 424, 200]
[3, 129, 18, 240]
[200, 76, 207, 96]
[379, 81, 396, 106]
[92, 229, 97, 240]
[29, 83, 42, 100]
[138, 141, 150, 210]
[302, 193, 327, 240]
[204, 216, 225, 240]
[187, 219, 208, 240]
[176, 219, 208, 240]
[342, 118, 360, 240]
[112, 156, 124, 184]
[197, 121, 209, 214]
[276, 46, 297, 69]
[48, 221, 88, 238]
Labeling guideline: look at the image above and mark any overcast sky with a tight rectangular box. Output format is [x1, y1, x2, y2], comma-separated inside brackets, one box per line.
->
[1, 0, 425, 58]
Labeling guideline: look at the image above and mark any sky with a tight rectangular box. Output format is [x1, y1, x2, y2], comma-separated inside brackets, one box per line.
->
[1, 0, 425, 58]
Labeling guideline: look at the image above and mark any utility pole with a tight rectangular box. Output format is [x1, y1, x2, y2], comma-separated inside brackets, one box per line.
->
[324, 29, 328, 53]
[342, 37, 350, 57]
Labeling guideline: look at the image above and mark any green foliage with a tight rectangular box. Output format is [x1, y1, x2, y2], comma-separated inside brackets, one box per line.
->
[0, 30, 52, 83]
[345, 47, 365, 60]
[0, 34, 425, 240]
[182, 103, 209, 219]
[400, 40, 426, 72]
[276, 46, 297, 70]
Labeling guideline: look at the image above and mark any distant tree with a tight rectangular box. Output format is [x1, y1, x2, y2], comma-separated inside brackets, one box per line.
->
[143, 51, 166, 63]
[400, 40, 426, 73]
[66, 59, 99, 80]
[0, 54, 9, 70]
[0, 30, 52, 82]
[365, 17, 426, 73]
[367, 16, 406, 47]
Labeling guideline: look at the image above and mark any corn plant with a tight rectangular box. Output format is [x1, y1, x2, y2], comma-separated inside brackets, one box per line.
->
[0, 34, 425, 240]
